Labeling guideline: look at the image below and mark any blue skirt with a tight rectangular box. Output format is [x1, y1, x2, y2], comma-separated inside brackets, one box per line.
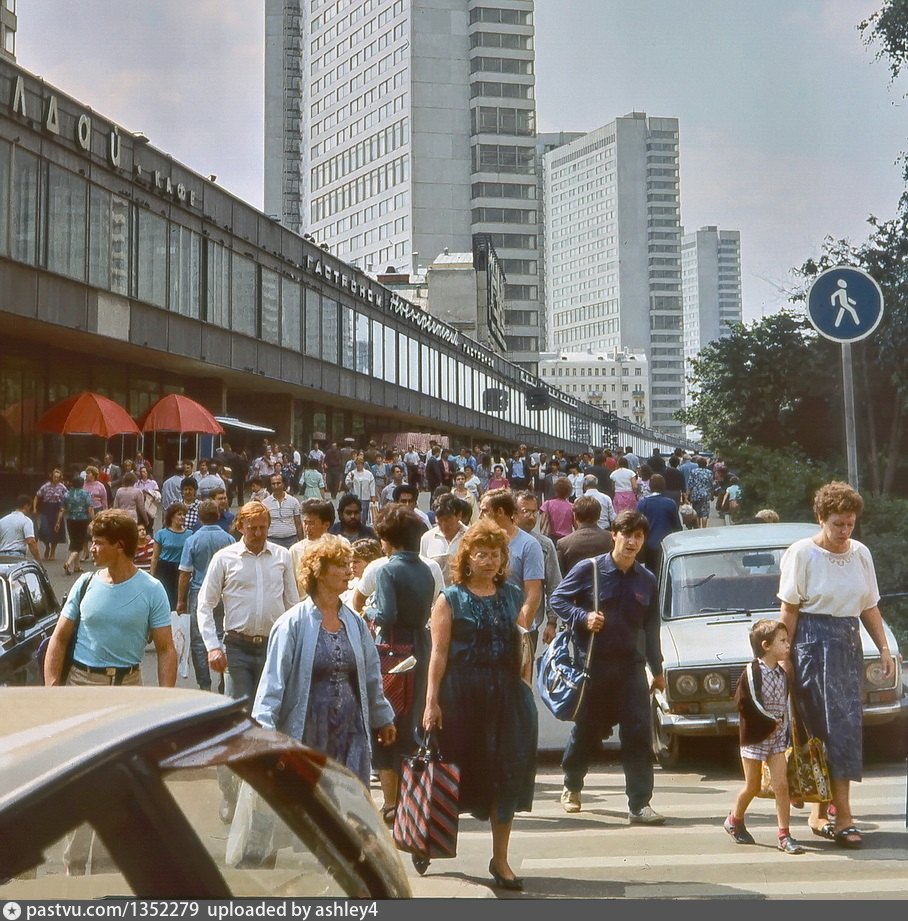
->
[791, 613, 863, 781]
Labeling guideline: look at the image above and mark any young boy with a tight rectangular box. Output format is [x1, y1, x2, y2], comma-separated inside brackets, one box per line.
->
[725, 619, 805, 855]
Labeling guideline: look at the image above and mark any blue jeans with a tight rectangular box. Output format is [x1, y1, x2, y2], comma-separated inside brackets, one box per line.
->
[561, 658, 654, 813]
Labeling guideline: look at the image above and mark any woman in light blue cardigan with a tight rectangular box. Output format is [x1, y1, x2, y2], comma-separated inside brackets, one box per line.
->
[253, 535, 396, 785]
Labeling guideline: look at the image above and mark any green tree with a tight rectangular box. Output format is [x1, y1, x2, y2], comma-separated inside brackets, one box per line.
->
[677, 311, 840, 459]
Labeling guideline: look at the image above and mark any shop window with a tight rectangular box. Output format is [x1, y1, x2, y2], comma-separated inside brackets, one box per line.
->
[46, 165, 87, 281]
[231, 254, 257, 336]
[260, 267, 280, 344]
[11, 148, 38, 265]
[169, 225, 201, 319]
[137, 210, 168, 308]
[282, 279, 302, 352]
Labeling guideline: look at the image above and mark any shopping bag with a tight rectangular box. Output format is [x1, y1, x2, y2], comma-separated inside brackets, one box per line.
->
[392, 732, 460, 860]
[375, 640, 416, 718]
[787, 736, 832, 804]
[171, 611, 192, 680]
[535, 556, 598, 721]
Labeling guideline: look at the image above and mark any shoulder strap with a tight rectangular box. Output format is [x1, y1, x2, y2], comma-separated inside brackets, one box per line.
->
[73, 572, 95, 627]
[745, 659, 777, 723]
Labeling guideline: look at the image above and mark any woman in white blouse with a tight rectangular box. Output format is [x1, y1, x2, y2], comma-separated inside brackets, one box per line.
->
[778, 481, 894, 849]
[609, 456, 638, 515]
[345, 453, 377, 526]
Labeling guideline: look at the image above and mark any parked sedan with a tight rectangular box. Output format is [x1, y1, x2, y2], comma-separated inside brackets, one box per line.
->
[651, 524, 906, 767]
[0, 687, 412, 898]
[0, 556, 60, 685]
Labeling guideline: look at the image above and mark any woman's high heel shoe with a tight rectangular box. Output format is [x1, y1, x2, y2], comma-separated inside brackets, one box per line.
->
[488, 860, 523, 891]
[63, 563, 72, 575]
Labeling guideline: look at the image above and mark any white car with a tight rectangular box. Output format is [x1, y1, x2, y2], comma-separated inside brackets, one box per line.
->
[651, 523, 906, 768]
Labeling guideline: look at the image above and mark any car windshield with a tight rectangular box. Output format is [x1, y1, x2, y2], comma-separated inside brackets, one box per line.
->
[664, 548, 785, 619]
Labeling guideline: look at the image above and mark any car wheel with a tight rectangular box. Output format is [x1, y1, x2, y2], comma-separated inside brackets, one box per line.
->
[651, 699, 684, 769]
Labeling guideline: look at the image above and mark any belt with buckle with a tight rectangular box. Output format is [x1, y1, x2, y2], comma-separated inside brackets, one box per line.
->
[72, 661, 140, 679]
[224, 630, 268, 646]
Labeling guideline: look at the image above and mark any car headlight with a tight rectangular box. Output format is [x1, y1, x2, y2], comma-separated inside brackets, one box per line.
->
[703, 672, 728, 696]
[865, 660, 891, 688]
[675, 674, 698, 697]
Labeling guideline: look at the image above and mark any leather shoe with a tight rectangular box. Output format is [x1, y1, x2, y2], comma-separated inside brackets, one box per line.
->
[219, 798, 236, 824]
[488, 859, 523, 891]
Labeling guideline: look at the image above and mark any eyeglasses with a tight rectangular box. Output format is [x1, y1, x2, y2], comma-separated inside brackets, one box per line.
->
[469, 549, 501, 562]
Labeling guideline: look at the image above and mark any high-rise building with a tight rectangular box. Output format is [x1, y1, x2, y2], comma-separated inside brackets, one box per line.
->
[681, 225, 742, 407]
[1, 0, 16, 62]
[543, 113, 684, 437]
[264, 0, 543, 369]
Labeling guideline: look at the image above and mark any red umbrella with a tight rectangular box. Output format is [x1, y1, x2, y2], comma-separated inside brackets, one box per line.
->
[34, 391, 140, 437]
[139, 394, 224, 435]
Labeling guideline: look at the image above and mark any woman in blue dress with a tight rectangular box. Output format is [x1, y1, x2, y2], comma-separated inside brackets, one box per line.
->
[253, 535, 397, 786]
[423, 518, 537, 891]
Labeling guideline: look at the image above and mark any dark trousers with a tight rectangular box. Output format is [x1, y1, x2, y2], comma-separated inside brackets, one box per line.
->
[327, 468, 343, 498]
[561, 659, 654, 812]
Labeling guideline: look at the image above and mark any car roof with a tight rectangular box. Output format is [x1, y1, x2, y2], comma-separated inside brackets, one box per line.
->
[0, 688, 242, 811]
[662, 522, 819, 557]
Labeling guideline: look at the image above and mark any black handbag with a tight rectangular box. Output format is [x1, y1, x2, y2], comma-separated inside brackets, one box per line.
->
[535, 557, 598, 721]
[38, 573, 93, 685]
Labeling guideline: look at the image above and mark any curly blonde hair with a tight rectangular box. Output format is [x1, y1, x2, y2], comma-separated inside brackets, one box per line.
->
[298, 534, 352, 596]
[813, 481, 863, 522]
[449, 519, 510, 586]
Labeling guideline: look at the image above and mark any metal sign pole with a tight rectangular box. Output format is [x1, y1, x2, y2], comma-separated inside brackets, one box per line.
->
[841, 343, 859, 491]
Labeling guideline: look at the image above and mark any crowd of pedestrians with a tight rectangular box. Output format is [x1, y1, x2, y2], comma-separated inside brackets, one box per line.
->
[13, 433, 890, 884]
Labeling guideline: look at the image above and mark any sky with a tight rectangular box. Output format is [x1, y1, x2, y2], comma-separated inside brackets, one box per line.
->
[15, 0, 908, 322]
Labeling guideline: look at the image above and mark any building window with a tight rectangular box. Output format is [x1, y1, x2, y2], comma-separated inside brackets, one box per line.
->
[11, 148, 38, 265]
[137, 210, 168, 308]
[322, 297, 339, 364]
[260, 266, 280, 343]
[231, 254, 257, 337]
[169, 225, 200, 319]
[341, 305, 355, 368]
[304, 289, 321, 358]
[206, 241, 230, 329]
[0, 141, 11, 256]
[282, 278, 302, 353]
[355, 311, 370, 374]
[88, 186, 110, 290]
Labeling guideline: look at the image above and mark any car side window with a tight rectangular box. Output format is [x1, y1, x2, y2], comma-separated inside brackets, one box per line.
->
[22, 571, 53, 620]
[9, 577, 33, 625]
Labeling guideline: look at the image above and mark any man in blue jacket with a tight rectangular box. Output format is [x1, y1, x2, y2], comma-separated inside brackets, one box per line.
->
[551, 510, 666, 825]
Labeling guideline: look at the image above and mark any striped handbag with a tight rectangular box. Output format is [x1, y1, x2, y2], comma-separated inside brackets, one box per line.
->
[392, 732, 460, 861]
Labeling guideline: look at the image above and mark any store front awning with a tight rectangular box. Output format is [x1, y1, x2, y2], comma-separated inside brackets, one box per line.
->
[214, 416, 276, 434]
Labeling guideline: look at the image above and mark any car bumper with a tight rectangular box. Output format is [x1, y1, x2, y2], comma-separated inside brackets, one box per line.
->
[658, 695, 908, 736]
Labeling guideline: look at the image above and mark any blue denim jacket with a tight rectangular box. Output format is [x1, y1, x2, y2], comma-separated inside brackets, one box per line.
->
[252, 598, 394, 742]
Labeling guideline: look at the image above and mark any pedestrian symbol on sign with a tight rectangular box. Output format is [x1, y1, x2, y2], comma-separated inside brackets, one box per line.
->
[830, 279, 859, 328]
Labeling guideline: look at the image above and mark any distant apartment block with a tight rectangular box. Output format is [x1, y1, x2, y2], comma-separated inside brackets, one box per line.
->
[539, 348, 649, 428]
[264, 0, 543, 369]
[681, 225, 742, 409]
[543, 113, 684, 437]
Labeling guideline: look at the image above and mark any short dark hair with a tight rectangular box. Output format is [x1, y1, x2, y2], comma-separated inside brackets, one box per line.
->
[90, 509, 139, 556]
[433, 493, 462, 519]
[374, 504, 424, 552]
[164, 502, 188, 527]
[650, 474, 666, 492]
[611, 510, 650, 537]
[572, 496, 601, 525]
[393, 483, 419, 502]
[181, 477, 198, 492]
[301, 498, 336, 526]
[338, 493, 362, 513]
[483, 487, 515, 517]
[750, 618, 787, 658]
[15, 494, 31, 510]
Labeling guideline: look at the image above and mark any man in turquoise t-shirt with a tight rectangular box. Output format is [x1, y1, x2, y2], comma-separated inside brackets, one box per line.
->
[44, 509, 176, 689]
[43, 509, 176, 877]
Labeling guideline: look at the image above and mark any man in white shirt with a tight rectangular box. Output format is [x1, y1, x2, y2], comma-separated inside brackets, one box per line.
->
[262, 473, 303, 549]
[0, 496, 41, 560]
[197, 501, 300, 822]
[582, 475, 617, 530]
[419, 494, 467, 586]
[380, 464, 406, 507]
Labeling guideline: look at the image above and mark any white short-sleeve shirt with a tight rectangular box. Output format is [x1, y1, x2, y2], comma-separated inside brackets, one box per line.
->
[777, 537, 880, 618]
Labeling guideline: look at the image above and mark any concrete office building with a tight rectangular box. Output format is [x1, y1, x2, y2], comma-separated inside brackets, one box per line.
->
[1, 0, 15, 62]
[264, 0, 543, 370]
[543, 113, 684, 437]
[681, 225, 742, 417]
[539, 348, 649, 427]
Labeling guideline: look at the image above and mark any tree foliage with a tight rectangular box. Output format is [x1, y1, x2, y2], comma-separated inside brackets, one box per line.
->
[677, 311, 841, 459]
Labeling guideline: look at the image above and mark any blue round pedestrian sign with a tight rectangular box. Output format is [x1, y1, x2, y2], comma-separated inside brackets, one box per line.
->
[806, 266, 884, 343]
